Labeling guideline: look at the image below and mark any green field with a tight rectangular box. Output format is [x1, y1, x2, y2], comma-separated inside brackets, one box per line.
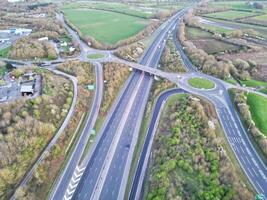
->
[63, 9, 149, 45]
[211, 1, 267, 12]
[87, 53, 105, 59]
[62, 2, 156, 19]
[241, 79, 267, 87]
[202, 23, 232, 34]
[259, 88, 267, 94]
[204, 10, 257, 20]
[185, 26, 213, 40]
[247, 93, 267, 135]
[0, 47, 10, 58]
[0, 65, 7, 78]
[188, 77, 215, 89]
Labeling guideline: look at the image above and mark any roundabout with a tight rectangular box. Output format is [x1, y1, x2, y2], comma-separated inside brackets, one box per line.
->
[187, 77, 215, 90]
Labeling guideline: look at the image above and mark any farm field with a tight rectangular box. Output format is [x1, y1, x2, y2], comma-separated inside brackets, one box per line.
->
[252, 14, 267, 21]
[202, 17, 267, 38]
[191, 39, 240, 54]
[246, 93, 267, 135]
[62, 1, 156, 18]
[211, 1, 267, 12]
[204, 10, 258, 20]
[185, 26, 213, 40]
[63, 9, 149, 45]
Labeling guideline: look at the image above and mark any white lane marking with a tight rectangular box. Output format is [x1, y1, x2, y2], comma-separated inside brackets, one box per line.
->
[255, 181, 264, 193]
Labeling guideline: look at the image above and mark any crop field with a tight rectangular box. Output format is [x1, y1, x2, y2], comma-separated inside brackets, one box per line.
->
[204, 10, 258, 20]
[191, 39, 240, 54]
[185, 26, 213, 40]
[246, 93, 267, 135]
[63, 9, 149, 45]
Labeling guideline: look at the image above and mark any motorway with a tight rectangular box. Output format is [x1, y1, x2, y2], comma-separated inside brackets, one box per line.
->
[3, 4, 267, 200]
[69, 9, 188, 200]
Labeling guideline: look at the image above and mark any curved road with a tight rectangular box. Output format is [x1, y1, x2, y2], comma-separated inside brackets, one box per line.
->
[129, 88, 187, 200]
[49, 62, 103, 200]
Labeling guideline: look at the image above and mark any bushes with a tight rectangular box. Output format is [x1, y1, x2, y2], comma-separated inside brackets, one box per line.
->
[159, 39, 186, 73]
[0, 68, 72, 199]
[100, 62, 130, 115]
[115, 42, 145, 62]
[9, 39, 57, 60]
[146, 95, 253, 200]
[57, 60, 95, 85]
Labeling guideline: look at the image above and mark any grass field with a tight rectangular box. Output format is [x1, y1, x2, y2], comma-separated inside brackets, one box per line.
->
[259, 88, 267, 94]
[241, 79, 267, 87]
[204, 10, 257, 20]
[188, 77, 215, 89]
[202, 23, 232, 34]
[87, 53, 105, 59]
[63, 9, 149, 44]
[0, 47, 10, 58]
[246, 93, 267, 135]
[185, 26, 213, 40]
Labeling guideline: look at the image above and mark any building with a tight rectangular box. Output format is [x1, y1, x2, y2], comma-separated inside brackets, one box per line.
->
[20, 81, 35, 96]
[0, 38, 10, 43]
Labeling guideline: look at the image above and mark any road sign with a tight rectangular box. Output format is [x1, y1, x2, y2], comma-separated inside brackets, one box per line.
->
[87, 84, 94, 90]
[255, 194, 265, 200]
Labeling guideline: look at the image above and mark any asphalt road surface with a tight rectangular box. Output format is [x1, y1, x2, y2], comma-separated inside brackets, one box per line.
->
[71, 9, 188, 200]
